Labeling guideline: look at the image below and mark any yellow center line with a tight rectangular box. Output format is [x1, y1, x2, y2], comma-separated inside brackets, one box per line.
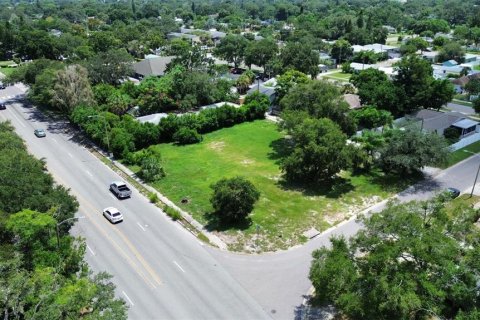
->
[52, 171, 162, 289]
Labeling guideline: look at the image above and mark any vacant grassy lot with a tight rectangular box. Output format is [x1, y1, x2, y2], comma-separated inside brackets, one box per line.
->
[443, 140, 480, 168]
[132, 120, 417, 251]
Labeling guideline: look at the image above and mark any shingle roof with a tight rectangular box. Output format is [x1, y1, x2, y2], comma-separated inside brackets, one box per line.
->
[453, 118, 479, 129]
[133, 56, 175, 77]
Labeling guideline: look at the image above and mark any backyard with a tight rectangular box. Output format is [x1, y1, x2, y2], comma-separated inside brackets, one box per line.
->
[130, 120, 418, 251]
[321, 70, 352, 82]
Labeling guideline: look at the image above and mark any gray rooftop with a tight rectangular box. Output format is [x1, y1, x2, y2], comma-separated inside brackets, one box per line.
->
[133, 56, 175, 77]
[453, 118, 479, 129]
[136, 113, 168, 125]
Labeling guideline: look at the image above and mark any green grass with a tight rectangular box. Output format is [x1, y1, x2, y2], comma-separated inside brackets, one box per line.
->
[322, 71, 352, 82]
[0, 67, 15, 77]
[129, 120, 417, 251]
[0, 60, 15, 67]
[443, 140, 480, 168]
[451, 99, 473, 107]
[475, 65, 480, 71]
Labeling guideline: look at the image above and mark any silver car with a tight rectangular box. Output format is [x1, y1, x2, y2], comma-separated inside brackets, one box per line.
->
[103, 207, 124, 223]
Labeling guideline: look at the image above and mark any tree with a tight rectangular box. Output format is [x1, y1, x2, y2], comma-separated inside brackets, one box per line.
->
[173, 127, 202, 145]
[464, 79, 480, 96]
[424, 79, 455, 111]
[281, 118, 350, 182]
[244, 38, 278, 73]
[275, 70, 310, 104]
[214, 34, 249, 68]
[393, 55, 434, 112]
[330, 39, 353, 64]
[351, 106, 393, 129]
[210, 177, 260, 223]
[473, 98, 480, 114]
[279, 42, 320, 78]
[51, 65, 95, 114]
[84, 49, 134, 85]
[438, 41, 466, 63]
[378, 129, 449, 175]
[310, 197, 480, 320]
[169, 43, 213, 72]
[280, 80, 356, 135]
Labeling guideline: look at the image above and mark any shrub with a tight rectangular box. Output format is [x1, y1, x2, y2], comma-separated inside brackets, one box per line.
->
[443, 127, 461, 144]
[139, 156, 165, 182]
[173, 127, 202, 145]
[149, 192, 159, 203]
[210, 176, 260, 224]
[473, 98, 480, 114]
[164, 206, 182, 221]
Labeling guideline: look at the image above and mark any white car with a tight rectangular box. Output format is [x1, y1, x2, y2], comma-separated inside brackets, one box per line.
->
[103, 207, 123, 223]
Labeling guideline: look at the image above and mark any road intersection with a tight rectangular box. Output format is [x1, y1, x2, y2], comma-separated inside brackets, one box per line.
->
[1, 84, 478, 320]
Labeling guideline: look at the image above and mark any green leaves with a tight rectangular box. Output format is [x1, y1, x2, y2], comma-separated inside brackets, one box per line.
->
[310, 198, 480, 319]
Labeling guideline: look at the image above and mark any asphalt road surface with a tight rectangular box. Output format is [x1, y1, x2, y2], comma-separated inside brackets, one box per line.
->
[1, 84, 479, 320]
[0, 86, 270, 320]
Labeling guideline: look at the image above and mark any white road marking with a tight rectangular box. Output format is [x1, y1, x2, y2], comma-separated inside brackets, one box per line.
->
[122, 291, 134, 306]
[51, 138, 58, 144]
[173, 261, 186, 273]
[67, 152, 73, 158]
[86, 245, 96, 256]
[8, 110, 26, 128]
[85, 170, 93, 177]
[136, 222, 146, 231]
[109, 194, 117, 200]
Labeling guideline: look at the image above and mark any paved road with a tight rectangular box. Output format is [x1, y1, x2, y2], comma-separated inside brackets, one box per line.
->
[208, 155, 480, 320]
[446, 102, 475, 115]
[0, 86, 271, 320]
[2, 83, 479, 320]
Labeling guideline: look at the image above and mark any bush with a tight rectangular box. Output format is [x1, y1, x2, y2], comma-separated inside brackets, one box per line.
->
[139, 156, 165, 182]
[210, 176, 260, 224]
[173, 127, 202, 145]
[149, 192, 159, 203]
[474, 98, 480, 114]
[164, 206, 182, 221]
[443, 127, 461, 144]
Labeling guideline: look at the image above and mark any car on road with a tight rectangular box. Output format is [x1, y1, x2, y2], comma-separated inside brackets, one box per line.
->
[103, 207, 123, 223]
[446, 187, 461, 198]
[0, 102, 5, 110]
[0, 83, 5, 90]
[110, 181, 132, 199]
[34, 129, 46, 137]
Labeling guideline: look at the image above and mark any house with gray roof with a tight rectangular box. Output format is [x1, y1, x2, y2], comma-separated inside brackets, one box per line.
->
[132, 56, 175, 79]
[409, 109, 478, 138]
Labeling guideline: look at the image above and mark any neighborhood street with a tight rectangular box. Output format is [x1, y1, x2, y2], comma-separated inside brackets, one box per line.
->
[0, 85, 479, 320]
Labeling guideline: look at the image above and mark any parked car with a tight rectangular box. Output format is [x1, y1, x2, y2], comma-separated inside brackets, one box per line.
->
[102, 207, 123, 223]
[34, 129, 46, 137]
[0, 102, 5, 110]
[109, 181, 132, 199]
[446, 187, 461, 198]
[0, 83, 6, 90]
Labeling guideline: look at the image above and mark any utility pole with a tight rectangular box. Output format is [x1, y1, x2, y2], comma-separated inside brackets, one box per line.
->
[470, 158, 480, 198]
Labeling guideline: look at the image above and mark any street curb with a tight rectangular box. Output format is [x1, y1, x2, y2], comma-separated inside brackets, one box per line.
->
[89, 145, 229, 251]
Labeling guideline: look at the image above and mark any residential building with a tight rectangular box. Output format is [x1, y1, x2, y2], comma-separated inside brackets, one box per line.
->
[132, 56, 175, 79]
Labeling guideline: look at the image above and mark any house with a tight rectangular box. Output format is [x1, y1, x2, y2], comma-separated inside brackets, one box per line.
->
[432, 64, 464, 79]
[200, 102, 240, 110]
[409, 109, 479, 138]
[343, 94, 361, 110]
[132, 56, 175, 79]
[452, 73, 480, 88]
[136, 113, 168, 125]
[246, 85, 276, 105]
[352, 43, 400, 58]
[442, 60, 458, 67]
[167, 32, 201, 43]
[422, 50, 439, 62]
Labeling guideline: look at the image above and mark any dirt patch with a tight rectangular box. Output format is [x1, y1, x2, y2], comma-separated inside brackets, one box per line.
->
[208, 141, 225, 151]
[240, 159, 254, 165]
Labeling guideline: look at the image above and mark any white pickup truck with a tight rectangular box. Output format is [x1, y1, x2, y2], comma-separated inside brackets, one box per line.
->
[109, 181, 132, 199]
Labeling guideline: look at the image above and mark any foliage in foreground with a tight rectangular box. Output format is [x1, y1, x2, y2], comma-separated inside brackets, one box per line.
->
[310, 196, 480, 320]
[0, 121, 127, 319]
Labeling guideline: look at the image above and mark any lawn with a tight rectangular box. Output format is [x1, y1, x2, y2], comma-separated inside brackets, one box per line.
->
[0, 67, 15, 77]
[131, 120, 417, 251]
[443, 140, 480, 168]
[475, 65, 480, 71]
[322, 71, 352, 82]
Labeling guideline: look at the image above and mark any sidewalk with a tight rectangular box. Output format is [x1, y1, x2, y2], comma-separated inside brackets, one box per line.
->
[104, 153, 229, 250]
